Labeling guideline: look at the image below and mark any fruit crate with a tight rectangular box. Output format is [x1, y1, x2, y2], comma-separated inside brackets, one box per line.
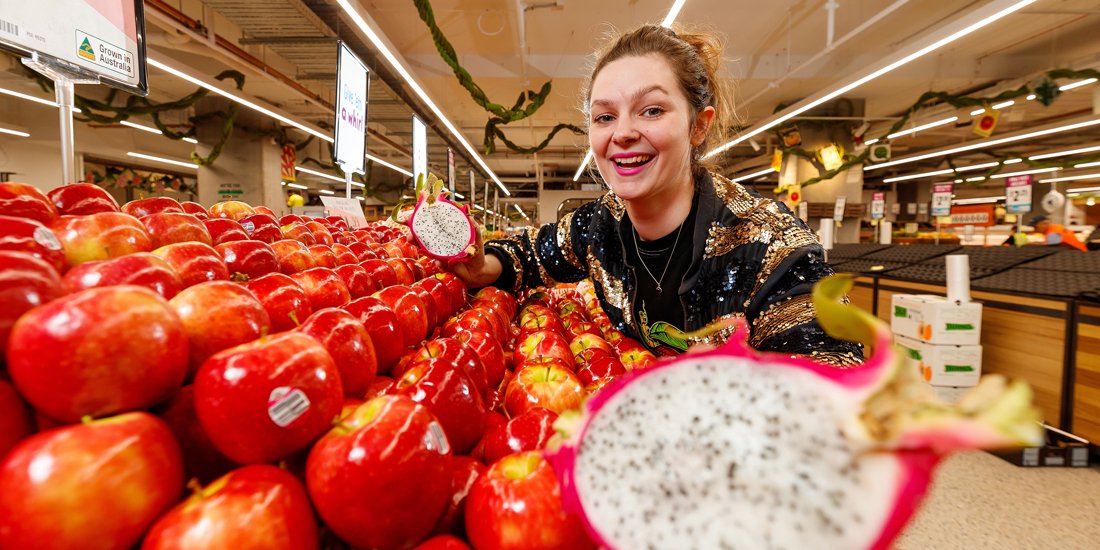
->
[971, 268, 1100, 297]
[990, 424, 1091, 467]
[830, 259, 907, 275]
[1015, 249, 1100, 272]
[828, 243, 893, 261]
[860, 244, 962, 264]
[885, 246, 1060, 283]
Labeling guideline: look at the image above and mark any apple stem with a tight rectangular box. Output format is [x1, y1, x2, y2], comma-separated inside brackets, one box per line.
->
[230, 272, 250, 283]
[186, 478, 204, 499]
[288, 311, 300, 328]
[80, 415, 94, 424]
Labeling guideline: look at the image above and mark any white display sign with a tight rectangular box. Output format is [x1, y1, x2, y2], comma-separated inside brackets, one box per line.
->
[833, 196, 846, 222]
[918, 203, 929, 216]
[1005, 175, 1033, 214]
[412, 115, 428, 185]
[334, 42, 369, 175]
[320, 196, 368, 229]
[870, 192, 885, 220]
[0, 0, 147, 94]
[798, 201, 808, 222]
[931, 183, 954, 217]
[891, 202, 901, 215]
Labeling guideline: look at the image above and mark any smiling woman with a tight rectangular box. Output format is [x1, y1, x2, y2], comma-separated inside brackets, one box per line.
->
[448, 24, 862, 365]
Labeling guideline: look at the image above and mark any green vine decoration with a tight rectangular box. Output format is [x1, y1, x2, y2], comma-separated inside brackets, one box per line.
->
[411, 0, 584, 154]
[774, 68, 1100, 192]
[85, 164, 197, 196]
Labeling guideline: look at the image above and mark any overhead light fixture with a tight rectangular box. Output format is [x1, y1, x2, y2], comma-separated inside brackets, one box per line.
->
[970, 108, 986, 117]
[1028, 144, 1100, 161]
[1089, 197, 1097, 206]
[952, 195, 1005, 205]
[1059, 78, 1097, 92]
[884, 168, 954, 183]
[1039, 172, 1100, 183]
[877, 159, 1022, 183]
[120, 120, 163, 135]
[296, 166, 344, 183]
[182, 137, 198, 144]
[127, 152, 197, 169]
[514, 204, 524, 215]
[572, 149, 594, 181]
[988, 167, 1060, 179]
[1068, 186, 1100, 193]
[1026, 94, 1037, 100]
[865, 116, 1100, 171]
[318, 189, 336, 195]
[0, 86, 83, 113]
[453, 192, 465, 199]
[365, 153, 413, 177]
[356, 196, 366, 201]
[864, 138, 880, 146]
[334, 0, 509, 196]
[661, 0, 688, 26]
[991, 100, 1015, 110]
[887, 116, 958, 140]
[705, 0, 1037, 159]
[965, 176, 987, 182]
[731, 167, 776, 183]
[1075, 161, 1100, 169]
[287, 183, 309, 190]
[0, 126, 30, 138]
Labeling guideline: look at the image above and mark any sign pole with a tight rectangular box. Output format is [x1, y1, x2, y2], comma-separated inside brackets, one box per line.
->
[344, 170, 352, 199]
[55, 77, 78, 184]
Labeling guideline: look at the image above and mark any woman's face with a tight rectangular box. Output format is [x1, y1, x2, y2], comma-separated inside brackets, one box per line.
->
[588, 54, 712, 204]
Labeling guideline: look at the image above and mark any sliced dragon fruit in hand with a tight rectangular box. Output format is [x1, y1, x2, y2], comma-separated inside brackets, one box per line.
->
[403, 173, 476, 261]
[545, 274, 1041, 550]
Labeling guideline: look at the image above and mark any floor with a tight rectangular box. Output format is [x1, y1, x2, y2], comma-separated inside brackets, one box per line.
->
[896, 451, 1100, 549]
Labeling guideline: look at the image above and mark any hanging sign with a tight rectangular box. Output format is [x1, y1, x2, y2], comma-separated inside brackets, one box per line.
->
[833, 196, 846, 222]
[0, 0, 148, 95]
[891, 202, 901, 215]
[945, 204, 995, 227]
[917, 203, 929, 216]
[870, 192, 886, 220]
[931, 183, 954, 217]
[770, 150, 783, 172]
[320, 196, 368, 229]
[1005, 174, 1033, 214]
[412, 115, 427, 186]
[334, 42, 369, 175]
[280, 145, 297, 182]
[972, 108, 1001, 138]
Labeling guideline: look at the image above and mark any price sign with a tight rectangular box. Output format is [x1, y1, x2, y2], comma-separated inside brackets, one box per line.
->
[333, 42, 370, 175]
[833, 196, 846, 222]
[320, 197, 368, 229]
[870, 192, 885, 220]
[1005, 175, 1033, 214]
[931, 183, 953, 217]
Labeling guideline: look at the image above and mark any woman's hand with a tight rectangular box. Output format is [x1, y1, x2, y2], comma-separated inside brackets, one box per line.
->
[447, 224, 503, 289]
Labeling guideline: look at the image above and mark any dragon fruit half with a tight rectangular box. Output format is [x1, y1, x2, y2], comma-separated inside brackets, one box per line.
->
[401, 173, 476, 261]
[545, 275, 1041, 549]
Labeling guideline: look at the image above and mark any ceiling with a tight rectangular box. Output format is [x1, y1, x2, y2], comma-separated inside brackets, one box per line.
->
[4, 0, 1100, 217]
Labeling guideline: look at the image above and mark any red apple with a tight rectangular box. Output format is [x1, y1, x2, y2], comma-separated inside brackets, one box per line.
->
[279, 214, 305, 225]
[414, 535, 473, 550]
[395, 337, 490, 398]
[394, 358, 487, 454]
[159, 385, 238, 484]
[417, 256, 443, 277]
[343, 296, 404, 374]
[253, 205, 276, 218]
[452, 329, 506, 390]
[194, 332, 343, 464]
[472, 411, 508, 462]
[208, 200, 255, 221]
[280, 222, 317, 246]
[404, 257, 425, 281]
[169, 281, 271, 378]
[0, 251, 62, 354]
[414, 277, 455, 320]
[504, 361, 585, 417]
[215, 240, 279, 281]
[360, 258, 399, 288]
[47, 183, 120, 215]
[6, 286, 188, 422]
[575, 354, 626, 386]
[305, 221, 334, 247]
[122, 196, 183, 218]
[140, 212, 213, 248]
[270, 238, 317, 274]
[0, 182, 60, 223]
[569, 333, 615, 362]
[203, 218, 249, 245]
[408, 280, 439, 330]
[435, 273, 470, 313]
[308, 244, 338, 268]
[479, 407, 558, 464]
[347, 241, 377, 261]
[514, 329, 575, 371]
[297, 308, 378, 397]
[0, 412, 184, 550]
[334, 263, 377, 298]
[324, 216, 349, 231]
[465, 451, 594, 550]
[363, 375, 395, 399]
[442, 309, 504, 345]
[180, 201, 209, 218]
[475, 286, 517, 319]
[292, 267, 351, 309]
[432, 456, 485, 537]
[62, 252, 184, 298]
[49, 212, 152, 267]
[385, 256, 416, 285]
[153, 242, 230, 287]
[374, 285, 429, 349]
[518, 313, 567, 340]
[0, 380, 33, 460]
[0, 215, 67, 272]
[243, 273, 313, 331]
[330, 243, 358, 265]
[306, 396, 453, 550]
[618, 347, 658, 371]
[238, 213, 283, 243]
[142, 464, 318, 550]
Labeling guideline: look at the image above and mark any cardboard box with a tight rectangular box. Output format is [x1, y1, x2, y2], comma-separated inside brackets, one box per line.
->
[896, 335, 982, 387]
[991, 424, 1091, 468]
[891, 294, 982, 346]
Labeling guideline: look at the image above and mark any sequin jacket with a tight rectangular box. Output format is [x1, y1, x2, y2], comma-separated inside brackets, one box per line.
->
[484, 172, 864, 366]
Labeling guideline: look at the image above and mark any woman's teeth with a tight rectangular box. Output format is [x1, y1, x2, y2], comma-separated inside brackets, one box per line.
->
[614, 155, 653, 168]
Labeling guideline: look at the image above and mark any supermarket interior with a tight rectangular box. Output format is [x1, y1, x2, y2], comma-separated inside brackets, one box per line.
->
[2, 1, 1100, 549]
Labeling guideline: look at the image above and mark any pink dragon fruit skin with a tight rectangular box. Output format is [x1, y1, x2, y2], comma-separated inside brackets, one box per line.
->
[544, 275, 1041, 550]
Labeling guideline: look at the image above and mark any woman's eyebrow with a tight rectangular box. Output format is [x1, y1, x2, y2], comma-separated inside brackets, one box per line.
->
[590, 85, 671, 109]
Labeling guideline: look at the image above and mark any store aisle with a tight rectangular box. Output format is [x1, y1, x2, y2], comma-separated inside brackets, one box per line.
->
[897, 451, 1100, 549]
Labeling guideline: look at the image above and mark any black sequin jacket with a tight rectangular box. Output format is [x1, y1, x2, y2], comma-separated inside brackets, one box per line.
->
[484, 172, 864, 366]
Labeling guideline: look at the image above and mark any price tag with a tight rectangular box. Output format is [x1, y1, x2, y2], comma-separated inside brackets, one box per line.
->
[931, 183, 953, 217]
[1005, 175, 1033, 214]
[833, 196, 846, 222]
[320, 197, 368, 229]
[870, 192, 885, 220]
[907, 203, 917, 215]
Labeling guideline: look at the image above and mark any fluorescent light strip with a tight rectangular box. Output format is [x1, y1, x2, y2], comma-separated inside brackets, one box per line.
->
[127, 152, 197, 169]
[514, 204, 524, 215]
[120, 120, 163, 135]
[705, 0, 1036, 159]
[0, 86, 83, 113]
[356, 196, 366, 201]
[953, 195, 1005, 205]
[296, 166, 344, 183]
[866, 116, 1100, 171]
[883, 168, 954, 183]
[1068, 186, 1100, 193]
[965, 176, 987, 182]
[1075, 161, 1100, 169]
[573, 149, 594, 181]
[0, 127, 30, 138]
[970, 108, 986, 117]
[864, 138, 879, 146]
[334, 1, 509, 196]
[988, 167, 1060, 179]
[887, 116, 957, 139]
[1027, 94, 1036, 100]
[287, 183, 308, 190]
[1059, 78, 1097, 92]
[661, 0, 688, 27]
[318, 189, 336, 195]
[453, 192, 465, 199]
[1029, 144, 1100, 160]
[365, 153, 413, 177]
[182, 137, 198, 144]
[992, 100, 1015, 110]
[1039, 172, 1100, 183]
[731, 167, 776, 183]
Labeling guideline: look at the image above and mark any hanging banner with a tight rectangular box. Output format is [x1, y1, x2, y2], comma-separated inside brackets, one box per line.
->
[931, 183, 954, 217]
[334, 42, 369, 175]
[280, 144, 297, 182]
[972, 108, 1001, 138]
[870, 192, 886, 220]
[0, 0, 148, 95]
[1005, 174, 1032, 214]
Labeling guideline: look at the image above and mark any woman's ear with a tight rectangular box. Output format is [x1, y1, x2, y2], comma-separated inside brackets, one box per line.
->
[691, 106, 716, 147]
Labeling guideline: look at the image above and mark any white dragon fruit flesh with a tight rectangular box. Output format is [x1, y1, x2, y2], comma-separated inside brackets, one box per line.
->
[404, 173, 476, 261]
[545, 275, 1041, 550]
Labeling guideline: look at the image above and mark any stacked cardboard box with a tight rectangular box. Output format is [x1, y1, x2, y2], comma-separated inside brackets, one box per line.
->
[891, 294, 982, 403]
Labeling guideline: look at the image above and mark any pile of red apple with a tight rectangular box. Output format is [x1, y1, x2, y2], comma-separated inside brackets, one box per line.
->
[0, 181, 659, 550]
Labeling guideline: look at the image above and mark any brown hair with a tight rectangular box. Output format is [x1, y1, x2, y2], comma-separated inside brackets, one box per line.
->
[583, 24, 733, 174]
